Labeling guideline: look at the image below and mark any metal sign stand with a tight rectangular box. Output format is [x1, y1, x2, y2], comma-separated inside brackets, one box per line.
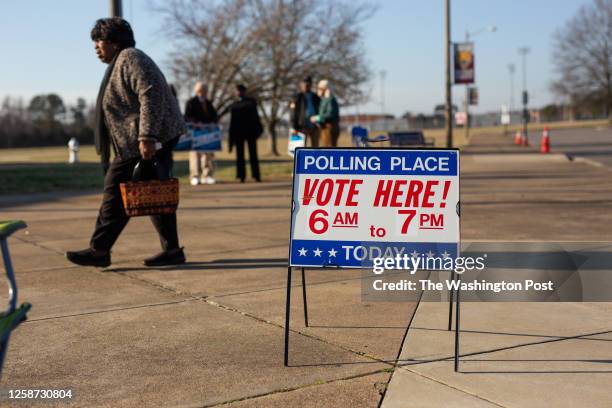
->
[301, 267, 309, 327]
[285, 147, 461, 368]
[285, 266, 461, 369]
[454, 282, 461, 372]
[284, 267, 309, 366]
[448, 271, 455, 330]
[447, 270, 462, 372]
[283, 267, 292, 366]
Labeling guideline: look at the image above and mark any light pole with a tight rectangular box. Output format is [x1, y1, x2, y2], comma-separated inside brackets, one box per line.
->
[445, 0, 452, 148]
[518, 47, 530, 142]
[110, 0, 122, 17]
[463, 26, 496, 142]
[507, 63, 515, 114]
[380, 70, 387, 131]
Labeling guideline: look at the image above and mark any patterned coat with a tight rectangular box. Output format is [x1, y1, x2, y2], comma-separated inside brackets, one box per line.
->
[102, 48, 185, 160]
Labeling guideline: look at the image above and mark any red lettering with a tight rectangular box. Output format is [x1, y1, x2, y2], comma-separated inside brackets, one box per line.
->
[309, 209, 329, 234]
[333, 212, 344, 224]
[333, 212, 358, 225]
[316, 179, 334, 205]
[345, 212, 358, 224]
[346, 180, 363, 206]
[390, 180, 407, 207]
[422, 181, 438, 208]
[303, 178, 319, 205]
[303, 178, 362, 207]
[373, 180, 392, 206]
[404, 180, 423, 207]
[334, 179, 350, 206]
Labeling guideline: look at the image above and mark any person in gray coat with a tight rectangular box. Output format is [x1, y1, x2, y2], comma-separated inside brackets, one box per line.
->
[66, 17, 186, 268]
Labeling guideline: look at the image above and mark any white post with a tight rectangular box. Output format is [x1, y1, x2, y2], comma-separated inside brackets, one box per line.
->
[68, 137, 79, 164]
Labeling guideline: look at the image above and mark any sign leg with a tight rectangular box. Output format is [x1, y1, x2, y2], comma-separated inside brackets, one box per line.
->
[448, 270, 455, 331]
[301, 268, 309, 327]
[454, 284, 461, 372]
[0, 238, 16, 377]
[284, 266, 292, 367]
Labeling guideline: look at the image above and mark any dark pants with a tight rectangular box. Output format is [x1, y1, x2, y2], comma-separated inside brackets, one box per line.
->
[90, 140, 180, 253]
[235, 137, 260, 181]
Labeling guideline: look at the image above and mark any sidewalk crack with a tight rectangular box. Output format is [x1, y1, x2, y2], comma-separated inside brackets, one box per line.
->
[193, 369, 390, 408]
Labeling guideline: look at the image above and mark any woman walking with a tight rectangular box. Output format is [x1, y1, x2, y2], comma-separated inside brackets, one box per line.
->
[66, 17, 186, 267]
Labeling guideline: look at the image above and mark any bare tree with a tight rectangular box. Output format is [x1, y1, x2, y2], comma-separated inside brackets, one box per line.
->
[551, 0, 612, 119]
[155, 0, 258, 118]
[154, 0, 374, 155]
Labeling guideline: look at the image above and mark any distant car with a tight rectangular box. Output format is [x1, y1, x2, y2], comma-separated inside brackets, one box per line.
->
[388, 131, 434, 147]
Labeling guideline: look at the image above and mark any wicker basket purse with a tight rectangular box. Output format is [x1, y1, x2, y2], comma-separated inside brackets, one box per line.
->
[120, 160, 179, 217]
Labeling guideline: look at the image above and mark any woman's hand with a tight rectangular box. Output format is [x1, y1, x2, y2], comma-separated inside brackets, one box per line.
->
[139, 140, 156, 160]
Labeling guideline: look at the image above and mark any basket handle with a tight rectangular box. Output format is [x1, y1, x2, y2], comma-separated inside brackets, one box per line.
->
[132, 160, 169, 182]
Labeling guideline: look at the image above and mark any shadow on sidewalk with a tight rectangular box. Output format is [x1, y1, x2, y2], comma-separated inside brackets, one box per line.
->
[288, 360, 394, 368]
[104, 257, 288, 272]
[398, 327, 612, 374]
[411, 326, 612, 341]
[460, 365, 612, 374]
[309, 325, 407, 329]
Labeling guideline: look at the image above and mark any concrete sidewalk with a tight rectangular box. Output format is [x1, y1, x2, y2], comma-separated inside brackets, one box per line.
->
[0, 132, 610, 407]
[1, 181, 407, 407]
[381, 133, 612, 407]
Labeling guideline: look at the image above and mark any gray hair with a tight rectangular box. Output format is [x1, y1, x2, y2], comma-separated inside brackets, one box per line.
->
[317, 79, 333, 97]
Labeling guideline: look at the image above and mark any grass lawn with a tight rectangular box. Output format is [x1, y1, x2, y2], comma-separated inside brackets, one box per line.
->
[1, 163, 105, 194]
[0, 137, 295, 195]
[0, 159, 295, 195]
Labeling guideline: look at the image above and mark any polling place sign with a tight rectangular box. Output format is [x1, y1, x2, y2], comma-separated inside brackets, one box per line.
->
[289, 148, 460, 268]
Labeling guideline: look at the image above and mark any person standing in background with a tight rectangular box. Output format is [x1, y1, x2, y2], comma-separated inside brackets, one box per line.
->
[290, 76, 320, 147]
[229, 84, 263, 183]
[185, 81, 219, 185]
[311, 79, 340, 147]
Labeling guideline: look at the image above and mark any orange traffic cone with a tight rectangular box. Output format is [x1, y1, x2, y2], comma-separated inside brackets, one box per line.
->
[540, 127, 550, 153]
[522, 132, 529, 147]
[514, 131, 522, 145]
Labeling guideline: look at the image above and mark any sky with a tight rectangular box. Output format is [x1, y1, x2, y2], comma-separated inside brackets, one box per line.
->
[0, 0, 591, 117]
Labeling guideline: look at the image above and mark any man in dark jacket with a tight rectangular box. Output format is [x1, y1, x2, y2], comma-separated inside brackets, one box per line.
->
[185, 82, 219, 185]
[229, 84, 263, 182]
[291, 76, 321, 147]
[66, 17, 186, 268]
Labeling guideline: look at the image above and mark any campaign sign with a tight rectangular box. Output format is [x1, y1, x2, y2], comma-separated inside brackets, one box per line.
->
[289, 148, 460, 268]
[288, 131, 306, 157]
[192, 125, 222, 152]
[174, 130, 192, 151]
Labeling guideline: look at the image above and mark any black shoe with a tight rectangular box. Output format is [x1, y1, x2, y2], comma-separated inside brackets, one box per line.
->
[66, 248, 111, 267]
[144, 248, 186, 267]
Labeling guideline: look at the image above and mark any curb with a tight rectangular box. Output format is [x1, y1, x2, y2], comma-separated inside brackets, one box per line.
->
[461, 153, 569, 164]
[566, 154, 605, 168]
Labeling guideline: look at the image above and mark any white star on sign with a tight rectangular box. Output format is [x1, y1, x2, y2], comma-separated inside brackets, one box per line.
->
[425, 250, 436, 258]
[410, 250, 420, 259]
[328, 248, 337, 257]
[313, 247, 322, 257]
[441, 251, 451, 259]
[298, 247, 307, 256]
